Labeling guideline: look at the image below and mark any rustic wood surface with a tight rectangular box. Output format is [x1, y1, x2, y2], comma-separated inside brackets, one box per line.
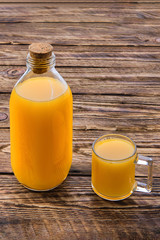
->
[0, 1, 160, 239]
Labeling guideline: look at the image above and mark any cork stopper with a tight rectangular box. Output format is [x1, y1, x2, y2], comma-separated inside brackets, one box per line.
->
[29, 42, 53, 59]
[28, 43, 54, 74]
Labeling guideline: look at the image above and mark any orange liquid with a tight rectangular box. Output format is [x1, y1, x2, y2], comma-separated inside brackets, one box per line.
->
[92, 138, 136, 200]
[10, 77, 72, 190]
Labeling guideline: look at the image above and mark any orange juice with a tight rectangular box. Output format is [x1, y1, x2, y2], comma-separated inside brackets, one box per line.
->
[10, 77, 72, 190]
[92, 136, 136, 200]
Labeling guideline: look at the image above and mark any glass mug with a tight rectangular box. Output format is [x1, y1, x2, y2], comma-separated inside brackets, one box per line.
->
[92, 134, 153, 201]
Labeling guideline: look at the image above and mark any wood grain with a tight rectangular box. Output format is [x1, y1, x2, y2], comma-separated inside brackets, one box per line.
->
[0, 1, 160, 239]
[2, 3, 160, 24]
[2, 45, 160, 66]
[1, 66, 160, 98]
[0, 175, 160, 240]
[1, 0, 160, 2]
[0, 22, 160, 46]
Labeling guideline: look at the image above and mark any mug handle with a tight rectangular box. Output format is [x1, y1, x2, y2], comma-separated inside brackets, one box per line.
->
[135, 155, 153, 193]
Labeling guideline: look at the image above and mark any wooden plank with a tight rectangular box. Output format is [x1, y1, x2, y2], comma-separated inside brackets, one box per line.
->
[0, 22, 160, 46]
[0, 66, 160, 95]
[1, 44, 160, 52]
[1, 0, 160, 2]
[1, 2, 160, 9]
[2, 3, 160, 24]
[0, 175, 159, 240]
[3, 44, 160, 53]
[2, 44, 160, 69]
[0, 0, 110, 2]
[1, 93, 160, 127]
[2, 45, 160, 66]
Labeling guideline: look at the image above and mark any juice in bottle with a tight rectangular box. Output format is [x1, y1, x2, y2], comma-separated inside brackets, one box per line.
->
[10, 43, 73, 191]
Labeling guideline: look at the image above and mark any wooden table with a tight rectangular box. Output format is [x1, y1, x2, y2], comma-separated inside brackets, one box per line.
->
[0, 1, 160, 239]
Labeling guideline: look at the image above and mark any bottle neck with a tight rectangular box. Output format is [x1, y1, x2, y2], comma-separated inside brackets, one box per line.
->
[26, 52, 56, 74]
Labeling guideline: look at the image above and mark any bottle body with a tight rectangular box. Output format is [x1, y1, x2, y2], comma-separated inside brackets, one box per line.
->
[10, 58, 73, 190]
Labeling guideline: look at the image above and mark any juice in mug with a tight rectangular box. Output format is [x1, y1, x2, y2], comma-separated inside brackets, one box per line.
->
[10, 43, 73, 191]
[92, 134, 153, 201]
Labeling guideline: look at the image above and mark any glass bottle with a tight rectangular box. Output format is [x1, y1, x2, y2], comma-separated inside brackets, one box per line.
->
[10, 43, 73, 191]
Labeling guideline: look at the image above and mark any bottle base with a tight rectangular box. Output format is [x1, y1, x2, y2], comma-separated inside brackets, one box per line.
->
[21, 177, 67, 192]
[92, 183, 133, 201]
